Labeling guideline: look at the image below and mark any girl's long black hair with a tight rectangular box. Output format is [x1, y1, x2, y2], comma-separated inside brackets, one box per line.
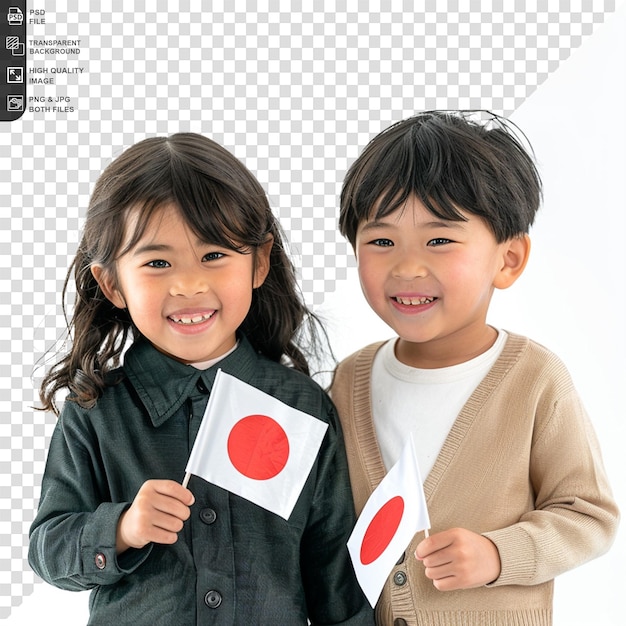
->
[40, 133, 326, 414]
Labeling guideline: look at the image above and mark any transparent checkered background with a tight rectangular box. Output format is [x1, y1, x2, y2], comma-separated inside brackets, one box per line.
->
[0, 0, 617, 617]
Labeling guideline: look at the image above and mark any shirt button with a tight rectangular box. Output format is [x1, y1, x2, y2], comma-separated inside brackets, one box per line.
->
[94, 553, 106, 570]
[393, 571, 407, 586]
[196, 379, 209, 394]
[200, 508, 217, 525]
[204, 590, 222, 609]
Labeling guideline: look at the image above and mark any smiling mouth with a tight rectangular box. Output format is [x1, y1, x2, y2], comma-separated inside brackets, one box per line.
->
[168, 312, 216, 325]
[392, 296, 436, 305]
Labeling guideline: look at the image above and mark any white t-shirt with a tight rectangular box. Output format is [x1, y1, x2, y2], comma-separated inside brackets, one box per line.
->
[371, 330, 508, 475]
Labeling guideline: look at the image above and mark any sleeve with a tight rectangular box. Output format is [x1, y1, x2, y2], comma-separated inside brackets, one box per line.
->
[483, 383, 620, 587]
[299, 399, 374, 625]
[28, 404, 151, 591]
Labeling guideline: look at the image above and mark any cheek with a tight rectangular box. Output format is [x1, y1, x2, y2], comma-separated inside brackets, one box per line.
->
[441, 263, 470, 284]
[357, 255, 385, 299]
[442, 254, 498, 300]
[120, 276, 162, 313]
[443, 249, 491, 279]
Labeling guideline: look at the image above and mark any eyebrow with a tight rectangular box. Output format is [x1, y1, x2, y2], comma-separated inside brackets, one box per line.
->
[131, 238, 231, 257]
[131, 243, 174, 256]
[359, 218, 462, 232]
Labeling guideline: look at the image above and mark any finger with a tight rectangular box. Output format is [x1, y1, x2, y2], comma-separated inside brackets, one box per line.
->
[151, 480, 195, 506]
[150, 494, 192, 522]
[150, 509, 187, 534]
[415, 532, 455, 559]
[421, 550, 453, 569]
[132, 509, 186, 545]
[431, 574, 461, 592]
[144, 524, 181, 546]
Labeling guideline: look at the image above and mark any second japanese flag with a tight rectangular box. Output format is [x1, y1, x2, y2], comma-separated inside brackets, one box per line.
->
[185, 369, 328, 520]
[347, 436, 430, 607]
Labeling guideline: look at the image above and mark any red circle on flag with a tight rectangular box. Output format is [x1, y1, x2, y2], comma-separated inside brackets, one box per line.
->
[360, 495, 405, 565]
[227, 414, 290, 480]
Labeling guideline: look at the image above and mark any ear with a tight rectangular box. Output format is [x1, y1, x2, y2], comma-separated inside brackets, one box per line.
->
[91, 264, 127, 309]
[493, 235, 531, 290]
[253, 234, 274, 289]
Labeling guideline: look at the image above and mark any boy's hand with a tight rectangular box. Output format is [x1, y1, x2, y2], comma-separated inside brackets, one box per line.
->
[116, 480, 195, 554]
[415, 527, 501, 591]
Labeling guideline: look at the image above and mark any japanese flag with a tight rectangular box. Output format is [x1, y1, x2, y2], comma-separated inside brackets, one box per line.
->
[184, 369, 328, 520]
[347, 436, 430, 607]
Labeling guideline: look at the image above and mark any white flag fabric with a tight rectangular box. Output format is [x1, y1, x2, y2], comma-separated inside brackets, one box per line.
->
[347, 436, 430, 607]
[185, 369, 328, 520]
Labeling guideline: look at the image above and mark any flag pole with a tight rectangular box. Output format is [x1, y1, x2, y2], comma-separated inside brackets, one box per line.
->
[182, 472, 191, 489]
[424, 528, 429, 538]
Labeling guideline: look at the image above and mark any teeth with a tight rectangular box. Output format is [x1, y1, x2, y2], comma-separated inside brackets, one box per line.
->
[170, 312, 215, 325]
[394, 296, 434, 305]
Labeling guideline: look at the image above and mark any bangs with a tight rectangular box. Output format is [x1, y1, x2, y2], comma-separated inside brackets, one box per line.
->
[169, 162, 270, 251]
[112, 135, 273, 259]
[340, 111, 541, 244]
[364, 140, 468, 226]
[117, 195, 256, 260]
[353, 119, 481, 226]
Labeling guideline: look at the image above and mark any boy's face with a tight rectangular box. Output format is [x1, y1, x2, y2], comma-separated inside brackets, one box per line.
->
[354, 195, 528, 368]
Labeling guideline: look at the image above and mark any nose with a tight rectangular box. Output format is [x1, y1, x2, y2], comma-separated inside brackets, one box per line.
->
[170, 269, 209, 297]
[392, 253, 428, 280]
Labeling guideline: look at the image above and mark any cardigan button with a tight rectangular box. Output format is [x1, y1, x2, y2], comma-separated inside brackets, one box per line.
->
[204, 590, 222, 609]
[94, 553, 106, 570]
[393, 571, 407, 586]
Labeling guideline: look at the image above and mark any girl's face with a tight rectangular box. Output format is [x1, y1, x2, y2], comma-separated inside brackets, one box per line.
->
[354, 194, 528, 368]
[93, 205, 271, 364]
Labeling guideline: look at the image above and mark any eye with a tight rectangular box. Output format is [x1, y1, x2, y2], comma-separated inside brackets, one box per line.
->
[427, 238, 452, 247]
[370, 238, 394, 247]
[146, 259, 170, 268]
[202, 251, 225, 262]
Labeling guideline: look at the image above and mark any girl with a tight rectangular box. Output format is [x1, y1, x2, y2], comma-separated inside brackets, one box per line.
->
[29, 133, 372, 625]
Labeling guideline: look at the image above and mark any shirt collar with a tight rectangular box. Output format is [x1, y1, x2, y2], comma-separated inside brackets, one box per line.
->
[123, 336, 260, 427]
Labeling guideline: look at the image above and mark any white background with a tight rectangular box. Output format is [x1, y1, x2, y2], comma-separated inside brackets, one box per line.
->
[5, 4, 626, 625]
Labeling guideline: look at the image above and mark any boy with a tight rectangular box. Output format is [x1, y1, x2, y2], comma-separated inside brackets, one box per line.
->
[331, 111, 619, 626]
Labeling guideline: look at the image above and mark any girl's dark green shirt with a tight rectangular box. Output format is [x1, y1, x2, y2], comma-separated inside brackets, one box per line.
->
[29, 337, 373, 625]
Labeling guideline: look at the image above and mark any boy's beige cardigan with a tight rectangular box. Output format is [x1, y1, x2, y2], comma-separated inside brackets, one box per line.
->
[331, 332, 619, 626]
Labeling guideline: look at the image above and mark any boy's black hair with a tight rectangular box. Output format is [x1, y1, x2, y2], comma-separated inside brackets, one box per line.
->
[339, 110, 542, 245]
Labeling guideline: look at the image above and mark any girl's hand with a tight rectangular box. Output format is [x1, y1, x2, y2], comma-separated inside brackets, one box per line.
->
[116, 479, 195, 554]
[415, 527, 501, 591]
